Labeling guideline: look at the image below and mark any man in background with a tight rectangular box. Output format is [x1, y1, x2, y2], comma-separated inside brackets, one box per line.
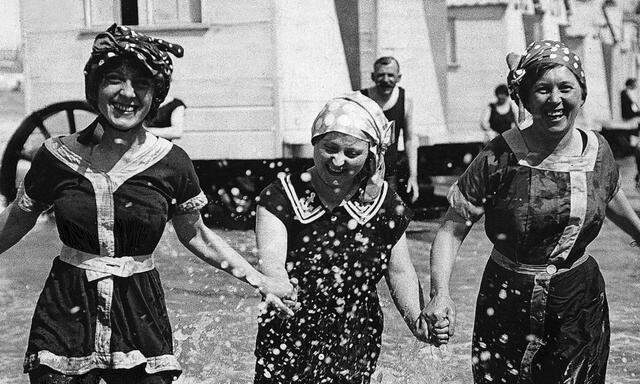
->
[360, 56, 419, 203]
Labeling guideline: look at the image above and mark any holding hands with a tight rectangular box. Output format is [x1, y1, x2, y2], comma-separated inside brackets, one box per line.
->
[260, 276, 300, 318]
[422, 294, 456, 346]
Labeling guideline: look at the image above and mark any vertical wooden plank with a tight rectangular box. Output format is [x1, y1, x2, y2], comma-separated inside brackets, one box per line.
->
[334, 0, 360, 90]
[358, 0, 377, 88]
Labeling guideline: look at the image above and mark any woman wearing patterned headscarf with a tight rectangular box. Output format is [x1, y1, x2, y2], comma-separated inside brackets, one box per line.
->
[0, 24, 295, 383]
[424, 40, 640, 383]
[253, 92, 429, 383]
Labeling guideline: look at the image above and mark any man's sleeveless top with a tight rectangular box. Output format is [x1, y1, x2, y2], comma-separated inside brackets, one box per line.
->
[360, 87, 405, 179]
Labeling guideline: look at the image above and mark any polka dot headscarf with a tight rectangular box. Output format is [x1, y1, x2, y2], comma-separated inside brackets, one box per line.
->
[312, 92, 395, 203]
[84, 23, 184, 119]
[507, 40, 586, 122]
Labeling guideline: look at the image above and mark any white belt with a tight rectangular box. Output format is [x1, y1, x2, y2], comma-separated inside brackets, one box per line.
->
[59, 245, 155, 281]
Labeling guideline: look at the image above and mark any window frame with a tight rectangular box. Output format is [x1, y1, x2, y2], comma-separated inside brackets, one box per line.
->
[82, 0, 203, 28]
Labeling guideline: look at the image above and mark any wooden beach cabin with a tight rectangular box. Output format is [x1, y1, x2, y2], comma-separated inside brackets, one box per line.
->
[13, 0, 466, 222]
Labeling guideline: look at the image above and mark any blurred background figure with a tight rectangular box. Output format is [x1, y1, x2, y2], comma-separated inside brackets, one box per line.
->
[145, 94, 186, 141]
[620, 78, 640, 121]
[620, 78, 640, 189]
[360, 56, 419, 203]
[479, 84, 517, 142]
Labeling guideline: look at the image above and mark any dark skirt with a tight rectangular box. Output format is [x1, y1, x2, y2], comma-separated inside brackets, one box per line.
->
[24, 257, 180, 376]
[472, 256, 609, 384]
[254, 290, 383, 384]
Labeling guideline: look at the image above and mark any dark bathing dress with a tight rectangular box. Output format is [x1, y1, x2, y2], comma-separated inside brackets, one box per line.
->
[448, 127, 619, 383]
[254, 173, 412, 384]
[19, 127, 207, 376]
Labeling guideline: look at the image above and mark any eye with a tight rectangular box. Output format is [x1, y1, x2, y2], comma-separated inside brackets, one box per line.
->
[133, 78, 153, 89]
[323, 143, 339, 153]
[534, 86, 549, 94]
[345, 150, 364, 158]
[104, 73, 123, 84]
[559, 84, 574, 92]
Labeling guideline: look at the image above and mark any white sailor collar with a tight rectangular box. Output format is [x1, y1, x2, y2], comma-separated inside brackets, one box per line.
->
[502, 127, 598, 172]
[278, 173, 388, 226]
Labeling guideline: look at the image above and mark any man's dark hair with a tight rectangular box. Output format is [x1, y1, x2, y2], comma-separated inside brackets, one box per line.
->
[626, 78, 637, 88]
[373, 56, 400, 72]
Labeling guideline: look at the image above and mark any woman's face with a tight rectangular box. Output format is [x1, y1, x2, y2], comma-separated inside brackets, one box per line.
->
[97, 61, 155, 131]
[313, 131, 370, 187]
[496, 92, 509, 105]
[526, 66, 583, 137]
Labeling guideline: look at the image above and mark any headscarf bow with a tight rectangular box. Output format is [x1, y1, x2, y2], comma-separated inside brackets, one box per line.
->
[84, 23, 184, 117]
[507, 40, 586, 123]
[312, 92, 395, 203]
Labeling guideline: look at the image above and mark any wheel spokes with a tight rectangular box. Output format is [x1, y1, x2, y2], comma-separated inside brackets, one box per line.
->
[66, 109, 77, 134]
[32, 114, 51, 139]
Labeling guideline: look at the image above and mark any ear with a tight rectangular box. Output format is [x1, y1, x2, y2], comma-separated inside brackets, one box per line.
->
[371, 72, 375, 82]
[396, 73, 402, 83]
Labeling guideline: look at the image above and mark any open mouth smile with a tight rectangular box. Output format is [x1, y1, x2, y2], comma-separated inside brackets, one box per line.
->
[111, 102, 139, 114]
[545, 109, 565, 122]
[326, 165, 344, 176]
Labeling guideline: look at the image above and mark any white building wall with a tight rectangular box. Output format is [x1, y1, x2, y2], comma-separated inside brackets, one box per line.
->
[375, 0, 447, 145]
[0, 0, 21, 52]
[19, 0, 352, 160]
[275, 0, 352, 154]
[447, 5, 525, 142]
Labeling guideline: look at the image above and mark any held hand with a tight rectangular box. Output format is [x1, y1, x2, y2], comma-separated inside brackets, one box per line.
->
[260, 275, 297, 300]
[410, 314, 430, 343]
[260, 277, 300, 319]
[423, 294, 456, 346]
[406, 177, 420, 203]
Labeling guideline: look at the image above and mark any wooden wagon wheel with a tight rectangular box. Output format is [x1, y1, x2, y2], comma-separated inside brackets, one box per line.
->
[0, 100, 97, 202]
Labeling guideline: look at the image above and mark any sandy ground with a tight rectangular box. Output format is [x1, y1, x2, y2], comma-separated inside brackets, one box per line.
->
[0, 89, 639, 383]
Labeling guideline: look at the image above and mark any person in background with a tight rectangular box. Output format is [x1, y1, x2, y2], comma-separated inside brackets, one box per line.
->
[425, 41, 640, 383]
[145, 94, 186, 141]
[620, 78, 640, 188]
[361, 56, 419, 203]
[480, 84, 518, 142]
[620, 78, 640, 121]
[253, 92, 429, 384]
[2, 24, 295, 384]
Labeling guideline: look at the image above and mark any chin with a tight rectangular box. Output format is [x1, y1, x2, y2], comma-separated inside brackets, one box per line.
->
[105, 115, 145, 131]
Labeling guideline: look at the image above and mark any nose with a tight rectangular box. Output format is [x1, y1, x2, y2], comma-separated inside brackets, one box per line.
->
[331, 154, 345, 167]
[548, 88, 562, 104]
[119, 79, 136, 98]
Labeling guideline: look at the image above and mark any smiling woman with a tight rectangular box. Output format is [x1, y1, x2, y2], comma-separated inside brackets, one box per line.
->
[0, 24, 296, 384]
[424, 40, 640, 384]
[253, 92, 429, 384]
[96, 58, 155, 132]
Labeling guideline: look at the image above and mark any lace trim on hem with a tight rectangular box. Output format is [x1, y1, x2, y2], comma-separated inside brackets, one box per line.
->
[24, 350, 182, 375]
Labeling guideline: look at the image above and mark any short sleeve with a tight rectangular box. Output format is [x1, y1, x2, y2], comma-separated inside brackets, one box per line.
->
[599, 136, 621, 202]
[19, 146, 55, 213]
[174, 99, 186, 109]
[447, 144, 501, 222]
[384, 191, 413, 247]
[172, 146, 207, 215]
[257, 180, 295, 228]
